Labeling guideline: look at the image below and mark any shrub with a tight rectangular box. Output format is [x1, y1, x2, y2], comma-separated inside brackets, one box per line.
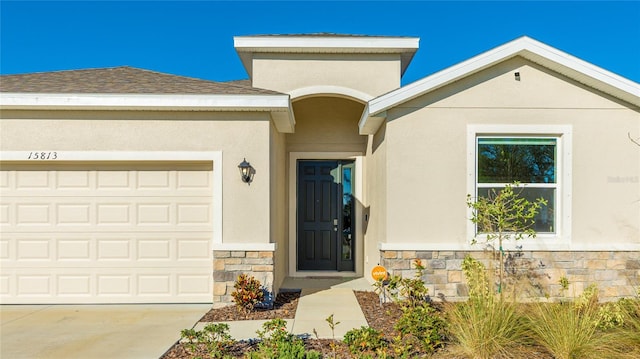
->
[248, 319, 321, 359]
[231, 273, 265, 314]
[394, 303, 447, 354]
[343, 326, 387, 354]
[180, 323, 234, 358]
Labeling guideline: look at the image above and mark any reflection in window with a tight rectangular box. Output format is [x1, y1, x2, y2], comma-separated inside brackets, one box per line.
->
[342, 166, 353, 260]
[477, 137, 557, 233]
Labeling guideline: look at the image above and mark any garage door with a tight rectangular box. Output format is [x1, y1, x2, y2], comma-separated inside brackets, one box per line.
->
[0, 162, 213, 304]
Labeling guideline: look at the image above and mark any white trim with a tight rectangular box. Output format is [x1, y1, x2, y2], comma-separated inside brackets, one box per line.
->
[0, 93, 291, 111]
[287, 152, 364, 278]
[0, 151, 223, 245]
[234, 36, 419, 52]
[379, 241, 640, 252]
[360, 36, 640, 135]
[466, 125, 572, 247]
[289, 86, 373, 103]
[214, 243, 276, 251]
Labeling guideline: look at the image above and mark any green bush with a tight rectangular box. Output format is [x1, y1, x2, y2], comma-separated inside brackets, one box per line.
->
[394, 303, 447, 354]
[180, 323, 234, 358]
[343, 326, 387, 354]
[247, 319, 321, 359]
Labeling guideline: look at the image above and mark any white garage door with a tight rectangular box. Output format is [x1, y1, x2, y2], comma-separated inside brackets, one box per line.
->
[0, 162, 213, 304]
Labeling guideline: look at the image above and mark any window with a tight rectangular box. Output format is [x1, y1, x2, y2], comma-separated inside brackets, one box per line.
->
[477, 137, 556, 233]
[467, 125, 572, 244]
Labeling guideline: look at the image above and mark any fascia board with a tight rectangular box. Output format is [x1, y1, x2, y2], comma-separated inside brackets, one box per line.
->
[516, 38, 640, 105]
[0, 93, 292, 111]
[234, 36, 419, 53]
[361, 36, 640, 134]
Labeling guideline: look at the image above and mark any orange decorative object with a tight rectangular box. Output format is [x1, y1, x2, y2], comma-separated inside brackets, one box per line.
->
[371, 265, 388, 281]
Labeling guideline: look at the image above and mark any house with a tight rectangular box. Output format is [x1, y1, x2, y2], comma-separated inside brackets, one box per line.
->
[1, 34, 638, 306]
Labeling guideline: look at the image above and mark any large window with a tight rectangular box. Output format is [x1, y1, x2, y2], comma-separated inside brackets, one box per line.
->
[468, 125, 572, 244]
[476, 137, 557, 233]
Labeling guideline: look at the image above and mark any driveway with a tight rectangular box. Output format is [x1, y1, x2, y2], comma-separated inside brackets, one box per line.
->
[0, 304, 211, 359]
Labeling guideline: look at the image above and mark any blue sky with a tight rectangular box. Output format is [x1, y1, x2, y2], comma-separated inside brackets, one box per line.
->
[1, 1, 639, 85]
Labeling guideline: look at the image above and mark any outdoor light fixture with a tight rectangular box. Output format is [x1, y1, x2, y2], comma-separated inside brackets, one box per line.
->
[514, 72, 521, 81]
[238, 158, 254, 184]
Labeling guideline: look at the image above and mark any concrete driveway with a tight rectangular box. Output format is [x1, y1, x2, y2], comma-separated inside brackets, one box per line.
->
[0, 304, 211, 359]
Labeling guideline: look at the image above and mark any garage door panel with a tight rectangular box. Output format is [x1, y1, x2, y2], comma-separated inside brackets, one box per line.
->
[15, 170, 51, 189]
[2, 267, 213, 303]
[56, 170, 91, 189]
[3, 233, 211, 266]
[3, 197, 212, 231]
[58, 275, 91, 296]
[0, 163, 213, 304]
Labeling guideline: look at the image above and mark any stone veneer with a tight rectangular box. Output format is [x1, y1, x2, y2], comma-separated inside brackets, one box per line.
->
[213, 250, 274, 308]
[380, 250, 640, 301]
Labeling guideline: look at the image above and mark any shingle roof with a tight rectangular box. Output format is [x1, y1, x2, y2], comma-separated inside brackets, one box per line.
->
[0, 66, 281, 95]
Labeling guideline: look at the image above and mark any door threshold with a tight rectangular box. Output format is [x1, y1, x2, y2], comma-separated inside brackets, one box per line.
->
[280, 276, 372, 291]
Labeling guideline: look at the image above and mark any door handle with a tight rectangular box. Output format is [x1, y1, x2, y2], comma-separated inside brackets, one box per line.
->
[333, 218, 338, 231]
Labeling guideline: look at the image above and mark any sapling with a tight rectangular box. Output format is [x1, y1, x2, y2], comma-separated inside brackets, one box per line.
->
[467, 182, 547, 297]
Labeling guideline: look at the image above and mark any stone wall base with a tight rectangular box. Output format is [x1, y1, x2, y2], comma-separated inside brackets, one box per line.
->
[213, 250, 274, 308]
[380, 250, 640, 301]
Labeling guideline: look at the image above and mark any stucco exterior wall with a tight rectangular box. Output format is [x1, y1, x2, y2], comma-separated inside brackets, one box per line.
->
[251, 54, 401, 98]
[270, 121, 287, 293]
[364, 123, 388, 274]
[382, 57, 640, 249]
[0, 110, 274, 246]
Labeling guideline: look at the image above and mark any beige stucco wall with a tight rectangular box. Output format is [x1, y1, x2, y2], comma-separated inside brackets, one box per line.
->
[270, 121, 287, 293]
[0, 110, 274, 246]
[382, 57, 640, 248]
[364, 123, 388, 273]
[251, 53, 401, 98]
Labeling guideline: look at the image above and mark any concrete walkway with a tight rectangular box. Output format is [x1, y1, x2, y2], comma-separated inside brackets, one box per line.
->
[195, 277, 372, 340]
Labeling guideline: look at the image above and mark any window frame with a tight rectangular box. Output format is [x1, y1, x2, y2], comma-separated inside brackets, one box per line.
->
[467, 125, 572, 249]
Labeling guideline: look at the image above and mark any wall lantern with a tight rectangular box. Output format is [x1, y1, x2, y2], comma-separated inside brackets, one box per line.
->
[514, 72, 521, 81]
[238, 158, 254, 184]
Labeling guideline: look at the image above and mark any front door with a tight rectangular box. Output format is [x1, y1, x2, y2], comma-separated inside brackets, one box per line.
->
[297, 160, 355, 271]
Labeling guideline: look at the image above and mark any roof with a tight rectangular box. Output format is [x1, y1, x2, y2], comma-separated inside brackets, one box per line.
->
[0, 67, 295, 133]
[0, 66, 281, 95]
[234, 34, 419, 79]
[359, 36, 640, 135]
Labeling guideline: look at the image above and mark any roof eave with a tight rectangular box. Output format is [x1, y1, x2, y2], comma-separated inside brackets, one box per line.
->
[359, 36, 640, 135]
[0, 93, 296, 132]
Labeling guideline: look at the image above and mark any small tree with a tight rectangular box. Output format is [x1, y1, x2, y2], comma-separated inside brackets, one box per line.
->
[466, 182, 547, 297]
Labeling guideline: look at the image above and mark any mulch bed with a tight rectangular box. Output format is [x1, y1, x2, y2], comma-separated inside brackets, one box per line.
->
[198, 291, 300, 321]
[161, 290, 553, 358]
